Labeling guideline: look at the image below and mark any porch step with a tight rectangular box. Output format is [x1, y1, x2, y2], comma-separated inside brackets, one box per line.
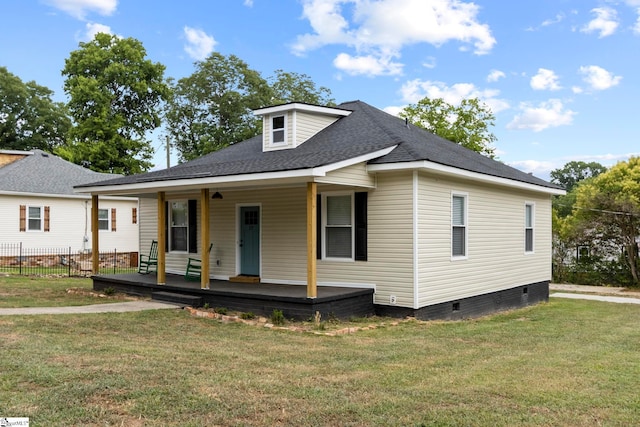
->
[229, 275, 261, 284]
[152, 291, 203, 307]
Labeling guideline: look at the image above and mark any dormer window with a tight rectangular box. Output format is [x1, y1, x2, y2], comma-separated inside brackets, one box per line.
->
[272, 115, 286, 144]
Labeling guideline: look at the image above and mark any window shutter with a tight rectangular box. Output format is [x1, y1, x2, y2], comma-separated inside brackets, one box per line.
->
[316, 194, 322, 259]
[19, 205, 26, 232]
[188, 199, 197, 253]
[132, 207, 137, 224]
[111, 208, 116, 231]
[354, 192, 368, 261]
[44, 206, 50, 232]
[165, 202, 169, 252]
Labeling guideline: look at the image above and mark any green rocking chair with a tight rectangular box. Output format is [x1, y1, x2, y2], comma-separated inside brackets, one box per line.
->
[138, 240, 158, 274]
[185, 243, 213, 281]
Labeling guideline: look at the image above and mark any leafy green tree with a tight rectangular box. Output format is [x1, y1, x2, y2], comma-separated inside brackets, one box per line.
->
[268, 70, 334, 106]
[0, 67, 71, 152]
[60, 33, 170, 174]
[573, 157, 640, 284]
[400, 97, 497, 158]
[551, 161, 606, 218]
[550, 161, 607, 192]
[165, 53, 272, 162]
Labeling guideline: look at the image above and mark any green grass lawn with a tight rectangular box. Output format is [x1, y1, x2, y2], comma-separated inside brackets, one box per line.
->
[0, 275, 133, 307]
[0, 279, 639, 426]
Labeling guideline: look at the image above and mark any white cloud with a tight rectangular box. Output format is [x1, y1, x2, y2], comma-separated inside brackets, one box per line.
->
[510, 152, 640, 180]
[507, 99, 576, 132]
[244, 0, 254, 6]
[508, 159, 557, 178]
[581, 7, 619, 38]
[422, 56, 437, 69]
[183, 27, 217, 61]
[333, 52, 403, 76]
[44, 0, 117, 20]
[487, 69, 505, 83]
[633, 8, 640, 35]
[399, 79, 510, 114]
[541, 13, 565, 27]
[530, 68, 561, 91]
[292, 0, 496, 76]
[82, 22, 112, 40]
[578, 65, 622, 91]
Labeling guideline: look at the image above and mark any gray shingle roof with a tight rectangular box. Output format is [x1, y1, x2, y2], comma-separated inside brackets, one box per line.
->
[0, 150, 120, 195]
[76, 100, 561, 190]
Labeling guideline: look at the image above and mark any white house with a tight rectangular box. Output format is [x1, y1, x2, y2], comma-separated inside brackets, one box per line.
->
[76, 101, 564, 319]
[0, 149, 139, 253]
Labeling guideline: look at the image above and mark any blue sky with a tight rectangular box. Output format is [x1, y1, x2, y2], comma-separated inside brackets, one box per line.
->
[2, 0, 639, 179]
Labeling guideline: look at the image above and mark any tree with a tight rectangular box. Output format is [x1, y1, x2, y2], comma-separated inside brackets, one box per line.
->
[165, 53, 272, 162]
[268, 70, 334, 106]
[400, 97, 497, 158]
[60, 33, 170, 175]
[0, 67, 71, 152]
[550, 161, 607, 192]
[573, 157, 640, 284]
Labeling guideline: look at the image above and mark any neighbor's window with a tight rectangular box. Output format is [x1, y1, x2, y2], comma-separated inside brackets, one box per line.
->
[98, 209, 109, 231]
[272, 115, 285, 144]
[452, 194, 467, 258]
[324, 194, 353, 259]
[525, 203, 534, 253]
[170, 201, 188, 252]
[27, 206, 42, 231]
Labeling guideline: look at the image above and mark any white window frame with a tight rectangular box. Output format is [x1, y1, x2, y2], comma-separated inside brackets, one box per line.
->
[26, 205, 43, 232]
[322, 192, 354, 261]
[525, 202, 535, 254]
[451, 192, 468, 260]
[97, 208, 110, 232]
[271, 114, 287, 145]
[169, 200, 189, 253]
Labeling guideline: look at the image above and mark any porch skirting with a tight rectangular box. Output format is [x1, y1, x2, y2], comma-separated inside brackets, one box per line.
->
[375, 281, 549, 320]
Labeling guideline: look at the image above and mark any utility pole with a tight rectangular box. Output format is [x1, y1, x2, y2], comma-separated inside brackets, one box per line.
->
[166, 135, 171, 169]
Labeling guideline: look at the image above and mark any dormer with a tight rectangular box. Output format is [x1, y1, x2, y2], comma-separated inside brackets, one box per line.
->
[253, 103, 351, 152]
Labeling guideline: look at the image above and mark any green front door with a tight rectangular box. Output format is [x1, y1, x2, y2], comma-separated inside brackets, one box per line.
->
[240, 206, 260, 276]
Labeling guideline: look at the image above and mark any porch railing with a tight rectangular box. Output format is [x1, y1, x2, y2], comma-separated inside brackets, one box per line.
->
[0, 243, 138, 277]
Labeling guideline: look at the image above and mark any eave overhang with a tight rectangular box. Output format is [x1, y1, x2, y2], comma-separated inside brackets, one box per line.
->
[74, 146, 397, 196]
[368, 160, 566, 195]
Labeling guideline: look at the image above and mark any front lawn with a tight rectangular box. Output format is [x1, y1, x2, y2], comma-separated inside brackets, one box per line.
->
[0, 292, 638, 426]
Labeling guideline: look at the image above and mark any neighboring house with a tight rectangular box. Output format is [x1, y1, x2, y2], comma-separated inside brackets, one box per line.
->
[0, 149, 139, 253]
[76, 101, 564, 319]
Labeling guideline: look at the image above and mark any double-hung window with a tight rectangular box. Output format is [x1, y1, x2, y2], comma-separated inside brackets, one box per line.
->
[525, 203, 534, 253]
[27, 206, 43, 231]
[452, 194, 467, 258]
[271, 115, 286, 144]
[170, 201, 188, 252]
[324, 194, 353, 259]
[98, 209, 109, 231]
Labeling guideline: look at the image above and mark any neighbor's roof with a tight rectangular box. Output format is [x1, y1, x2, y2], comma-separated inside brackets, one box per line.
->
[0, 149, 120, 196]
[76, 100, 562, 191]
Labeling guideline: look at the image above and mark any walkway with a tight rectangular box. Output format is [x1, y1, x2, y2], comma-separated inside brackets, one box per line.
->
[1, 284, 640, 316]
[0, 300, 181, 316]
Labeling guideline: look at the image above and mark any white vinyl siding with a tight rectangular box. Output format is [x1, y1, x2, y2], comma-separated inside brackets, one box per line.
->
[262, 110, 340, 151]
[294, 111, 338, 145]
[318, 163, 376, 188]
[416, 172, 552, 307]
[1, 194, 138, 252]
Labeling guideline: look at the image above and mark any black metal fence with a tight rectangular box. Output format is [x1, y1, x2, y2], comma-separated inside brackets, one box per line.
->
[0, 243, 139, 277]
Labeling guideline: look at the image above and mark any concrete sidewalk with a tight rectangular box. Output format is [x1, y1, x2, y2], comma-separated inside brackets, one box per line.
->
[0, 300, 182, 316]
[550, 283, 640, 305]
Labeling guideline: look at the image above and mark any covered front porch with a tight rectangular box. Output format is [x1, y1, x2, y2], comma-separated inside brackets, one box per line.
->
[93, 273, 375, 320]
